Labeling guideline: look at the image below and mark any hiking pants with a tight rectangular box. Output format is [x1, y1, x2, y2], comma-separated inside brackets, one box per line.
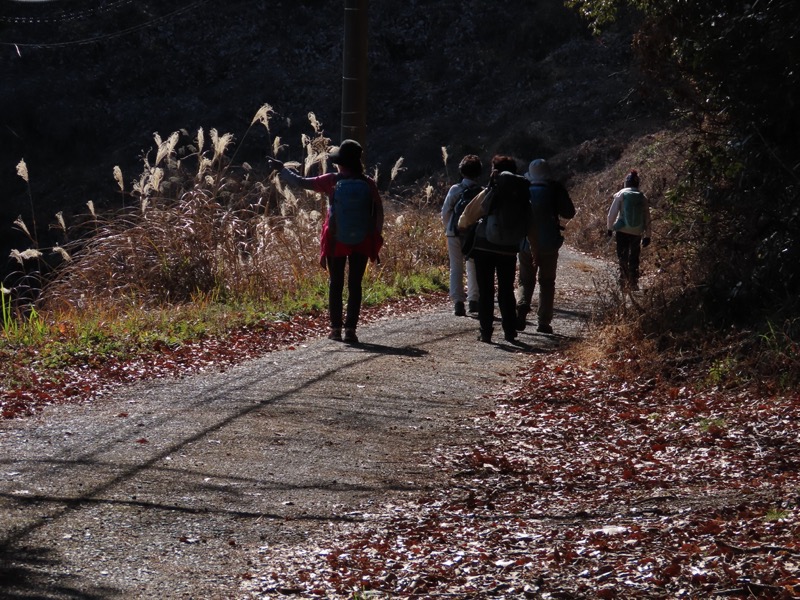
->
[516, 247, 559, 326]
[328, 253, 369, 329]
[615, 232, 642, 287]
[473, 249, 517, 338]
[446, 235, 478, 304]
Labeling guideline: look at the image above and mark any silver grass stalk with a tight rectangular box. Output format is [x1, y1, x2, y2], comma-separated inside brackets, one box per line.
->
[16, 159, 29, 183]
[273, 136, 283, 157]
[113, 166, 124, 192]
[151, 167, 164, 192]
[53, 245, 71, 261]
[308, 112, 322, 134]
[211, 129, 234, 160]
[390, 157, 405, 183]
[13, 216, 31, 238]
[87, 200, 96, 217]
[197, 157, 212, 179]
[55, 211, 66, 232]
[10, 248, 42, 264]
[196, 128, 205, 154]
[441, 146, 449, 168]
[155, 131, 179, 166]
[251, 103, 274, 131]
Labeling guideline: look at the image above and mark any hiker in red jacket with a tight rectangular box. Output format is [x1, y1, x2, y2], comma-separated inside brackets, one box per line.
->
[268, 140, 384, 344]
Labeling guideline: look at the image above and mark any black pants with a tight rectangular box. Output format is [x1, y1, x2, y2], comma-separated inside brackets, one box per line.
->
[615, 232, 642, 287]
[327, 253, 369, 329]
[473, 249, 517, 338]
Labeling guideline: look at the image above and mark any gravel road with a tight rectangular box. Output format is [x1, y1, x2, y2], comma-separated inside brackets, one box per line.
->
[0, 247, 611, 599]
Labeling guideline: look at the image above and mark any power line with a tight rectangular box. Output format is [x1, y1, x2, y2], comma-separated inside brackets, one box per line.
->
[0, 1, 134, 25]
[0, 0, 213, 48]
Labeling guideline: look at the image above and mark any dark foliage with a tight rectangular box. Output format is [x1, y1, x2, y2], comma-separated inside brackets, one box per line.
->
[583, 1, 800, 359]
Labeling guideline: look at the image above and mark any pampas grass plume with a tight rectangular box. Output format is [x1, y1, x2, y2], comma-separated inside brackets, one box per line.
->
[251, 103, 274, 131]
[196, 128, 205, 154]
[155, 131, 179, 166]
[308, 112, 322, 134]
[390, 157, 405, 183]
[10, 248, 42, 264]
[16, 159, 29, 183]
[210, 129, 233, 160]
[53, 245, 71, 261]
[113, 166, 124, 192]
[13, 216, 31, 237]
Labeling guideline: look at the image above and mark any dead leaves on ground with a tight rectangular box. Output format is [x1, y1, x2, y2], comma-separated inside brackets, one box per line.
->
[243, 355, 800, 599]
[0, 293, 448, 420]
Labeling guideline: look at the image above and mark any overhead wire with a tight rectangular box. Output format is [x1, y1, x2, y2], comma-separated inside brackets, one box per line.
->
[0, 0, 214, 48]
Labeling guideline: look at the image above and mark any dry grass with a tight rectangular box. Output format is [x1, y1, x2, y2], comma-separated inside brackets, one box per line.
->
[5, 109, 446, 317]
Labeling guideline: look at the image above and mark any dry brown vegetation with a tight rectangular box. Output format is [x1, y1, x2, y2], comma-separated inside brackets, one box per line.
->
[26, 112, 447, 314]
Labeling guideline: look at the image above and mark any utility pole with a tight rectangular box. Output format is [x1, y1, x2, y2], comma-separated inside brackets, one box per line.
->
[341, 0, 368, 150]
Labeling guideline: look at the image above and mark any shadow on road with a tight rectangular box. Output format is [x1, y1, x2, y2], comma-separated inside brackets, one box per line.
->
[349, 342, 428, 357]
[0, 541, 117, 599]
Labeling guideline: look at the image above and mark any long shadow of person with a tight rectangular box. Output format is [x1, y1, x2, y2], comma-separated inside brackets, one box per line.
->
[344, 343, 428, 357]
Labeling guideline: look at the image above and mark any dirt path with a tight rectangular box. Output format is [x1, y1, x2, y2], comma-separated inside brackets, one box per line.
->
[0, 247, 611, 599]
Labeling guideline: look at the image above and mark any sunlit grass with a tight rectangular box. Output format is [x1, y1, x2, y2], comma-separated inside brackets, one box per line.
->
[1, 108, 449, 396]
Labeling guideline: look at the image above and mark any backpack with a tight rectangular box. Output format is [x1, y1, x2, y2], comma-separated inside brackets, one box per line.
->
[528, 183, 563, 252]
[330, 176, 373, 245]
[614, 190, 646, 232]
[484, 172, 531, 247]
[447, 183, 482, 236]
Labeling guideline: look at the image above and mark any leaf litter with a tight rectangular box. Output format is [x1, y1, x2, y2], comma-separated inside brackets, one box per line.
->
[242, 354, 800, 599]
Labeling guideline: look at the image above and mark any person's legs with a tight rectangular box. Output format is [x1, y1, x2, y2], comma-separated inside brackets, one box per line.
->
[515, 245, 535, 330]
[516, 246, 535, 309]
[466, 258, 479, 309]
[628, 236, 642, 289]
[536, 251, 558, 330]
[343, 253, 369, 331]
[616, 233, 633, 288]
[496, 253, 518, 341]
[447, 236, 467, 307]
[327, 256, 347, 333]
[473, 251, 495, 341]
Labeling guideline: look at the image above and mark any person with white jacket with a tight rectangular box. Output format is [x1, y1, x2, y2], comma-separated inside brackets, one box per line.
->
[607, 170, 651, 291]
[441, 155, 482, 316]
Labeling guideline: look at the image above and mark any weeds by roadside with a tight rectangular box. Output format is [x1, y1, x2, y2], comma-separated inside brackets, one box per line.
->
[1, 107, 449, 418]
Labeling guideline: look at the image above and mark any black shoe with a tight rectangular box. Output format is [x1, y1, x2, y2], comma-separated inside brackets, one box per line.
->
[343, 328, 359, 343]
[468, 301, 479, 313]
[537, 323, 553, 334]
[328, 328, 342, 341]
[478, 330, 492, 343]
[504, 330, 517, 342]
[454, 301, 466, 317]
[515, 306, 529, 331]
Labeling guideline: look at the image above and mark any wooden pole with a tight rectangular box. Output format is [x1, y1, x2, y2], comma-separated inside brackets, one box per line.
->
[341, 0, 368, 151]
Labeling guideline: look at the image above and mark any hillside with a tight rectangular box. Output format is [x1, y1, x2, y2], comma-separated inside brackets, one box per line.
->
[0, 0, 668, 276]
